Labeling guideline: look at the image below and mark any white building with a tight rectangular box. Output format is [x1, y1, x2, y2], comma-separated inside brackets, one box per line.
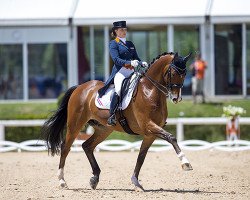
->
[0, 0, 250, 101]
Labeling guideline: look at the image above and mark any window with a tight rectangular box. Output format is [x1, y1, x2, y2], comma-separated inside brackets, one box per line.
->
[214, 25, 242, 95]
[78, 27, 91, 83]
[94, 28, 105, 81]
[174, 25, 199, 95]
[247, 25, 250, 95]
[0, 44, 23, 99]
[128, 26, 168, 63]
[28, 43, 68, 99]
[78, 27, 105, 83]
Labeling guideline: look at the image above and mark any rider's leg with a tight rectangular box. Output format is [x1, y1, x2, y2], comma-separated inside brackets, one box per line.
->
[107, 67, 133, 126]
[107, 92, 119, 126]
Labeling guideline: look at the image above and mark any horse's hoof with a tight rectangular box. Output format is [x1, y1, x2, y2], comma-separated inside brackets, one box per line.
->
[90, 176, 99, 190]
[134, 185, 145, 192]
[59, 179, 68, 188]
[182, 163, 193, 171]
[131, 176, 145, 192]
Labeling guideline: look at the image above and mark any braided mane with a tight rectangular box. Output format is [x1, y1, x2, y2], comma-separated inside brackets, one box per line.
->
[148, 52, 175, 67]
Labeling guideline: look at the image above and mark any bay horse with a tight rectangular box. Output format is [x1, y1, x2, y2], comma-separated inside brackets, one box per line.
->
[41, 52, 193, 191]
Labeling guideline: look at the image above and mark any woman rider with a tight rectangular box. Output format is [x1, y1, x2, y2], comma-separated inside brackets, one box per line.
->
[98, 21, 148, 126]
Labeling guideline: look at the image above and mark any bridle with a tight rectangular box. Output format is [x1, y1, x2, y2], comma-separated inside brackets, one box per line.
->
[165, 62, 187, 90]
[143, 60, 187, 97]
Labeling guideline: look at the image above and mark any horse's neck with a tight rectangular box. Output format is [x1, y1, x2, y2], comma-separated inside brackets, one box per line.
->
[146, 57, 171, 83]
[140, 56, 171, 100]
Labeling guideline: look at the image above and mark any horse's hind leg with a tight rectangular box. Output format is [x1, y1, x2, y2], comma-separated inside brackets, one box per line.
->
[148, 122, 193, 171]
[58, 115, 86, 188]
[82, 125, 112, 190]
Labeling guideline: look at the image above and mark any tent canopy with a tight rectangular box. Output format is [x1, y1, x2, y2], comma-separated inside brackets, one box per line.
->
[0, 0, 77, 26]
[73, 0, 208, 25]
[0, 0, 250, 26]
[210, 0, 250, 23]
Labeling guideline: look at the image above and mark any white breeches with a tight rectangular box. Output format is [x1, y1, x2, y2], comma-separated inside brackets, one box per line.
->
[114, 67, 134, 96]
[228, 133, 238, 141]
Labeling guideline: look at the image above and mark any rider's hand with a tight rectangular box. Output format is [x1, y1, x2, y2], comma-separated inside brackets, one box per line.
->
[131, 60, 139, 68]
[142, 61, 148, 68]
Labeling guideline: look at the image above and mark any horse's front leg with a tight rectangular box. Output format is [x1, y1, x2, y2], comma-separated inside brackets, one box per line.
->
[148, 122, 193, 171]
[131, 135, 156, 191]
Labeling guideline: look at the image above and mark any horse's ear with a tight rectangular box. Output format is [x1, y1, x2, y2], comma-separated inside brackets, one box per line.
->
[173, 52, 179, 62]
[184, 52, 192, 63]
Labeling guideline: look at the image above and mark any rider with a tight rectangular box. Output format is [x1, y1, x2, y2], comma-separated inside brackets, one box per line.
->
[98, 20, 148, 126]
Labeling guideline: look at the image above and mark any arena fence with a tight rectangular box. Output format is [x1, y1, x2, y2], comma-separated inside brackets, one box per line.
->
[0, 117, 250, 141]
[0, 139, 250, 152]
[0, 118, 250, 152]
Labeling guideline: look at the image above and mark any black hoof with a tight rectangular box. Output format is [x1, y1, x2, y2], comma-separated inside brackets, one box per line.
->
[90, 176, 99, 190]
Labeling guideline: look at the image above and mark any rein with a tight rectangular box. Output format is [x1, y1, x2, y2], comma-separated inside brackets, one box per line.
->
[143, 62, 186, 97]
[144, 73, 170, 96]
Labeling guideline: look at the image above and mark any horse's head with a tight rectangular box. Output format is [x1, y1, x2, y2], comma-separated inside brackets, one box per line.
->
[165, 52, 192, 104]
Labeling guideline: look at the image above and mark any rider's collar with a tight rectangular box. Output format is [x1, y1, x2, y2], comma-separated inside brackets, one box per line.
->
[115, 37, 126, 44]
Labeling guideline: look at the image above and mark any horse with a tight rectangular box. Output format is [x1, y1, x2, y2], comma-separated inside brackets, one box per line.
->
[41, 52, 193, 191]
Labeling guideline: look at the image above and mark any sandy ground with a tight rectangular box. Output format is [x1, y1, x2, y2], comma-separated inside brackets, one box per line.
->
[0, 150, 250, 200]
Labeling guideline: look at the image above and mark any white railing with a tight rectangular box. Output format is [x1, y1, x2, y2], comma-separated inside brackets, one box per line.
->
[0, 118, 250, 142]
[0, 120, 45, 141]
[1, 139, 250, 152]
[167, 117, 250, 141]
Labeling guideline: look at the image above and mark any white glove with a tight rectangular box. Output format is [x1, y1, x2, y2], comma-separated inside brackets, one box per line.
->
[142, 61, 148, 68]
[131, 60, 139, 68]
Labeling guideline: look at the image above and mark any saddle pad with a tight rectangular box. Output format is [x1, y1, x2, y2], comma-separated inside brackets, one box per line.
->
[95, 73, 138, 110]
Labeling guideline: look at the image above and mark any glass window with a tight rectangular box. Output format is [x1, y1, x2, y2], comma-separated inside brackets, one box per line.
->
[78, 27, 105, 83]
[78, 27, 91, 83]
[247, 25, 250, 95]
[0, 44, 23, 99]
[28, 43, 68, 99]
[174, 25, 199, 95]
[214, 25, 242, 95]
[129, 31, 147, 60]
[128, 26, 168, 64]
[94, 28, 105, 81]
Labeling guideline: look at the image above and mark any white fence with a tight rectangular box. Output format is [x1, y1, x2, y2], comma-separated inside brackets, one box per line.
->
[1, 139, 250, 152]
[0, 117, 250, 142]
[167, 117, 250, 141]
[0, 120, 45, 141]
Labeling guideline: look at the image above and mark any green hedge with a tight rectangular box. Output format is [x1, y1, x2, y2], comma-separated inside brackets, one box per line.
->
[1, 99, 249, 142]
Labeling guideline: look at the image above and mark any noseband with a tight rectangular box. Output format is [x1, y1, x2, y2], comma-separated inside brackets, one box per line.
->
[144, 61, 186, 97]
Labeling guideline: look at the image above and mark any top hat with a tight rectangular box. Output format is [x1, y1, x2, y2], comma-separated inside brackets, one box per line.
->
[113, 21, 127, 28]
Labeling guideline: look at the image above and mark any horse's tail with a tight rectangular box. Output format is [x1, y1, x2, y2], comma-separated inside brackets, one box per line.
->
[41, 85, 78, 156]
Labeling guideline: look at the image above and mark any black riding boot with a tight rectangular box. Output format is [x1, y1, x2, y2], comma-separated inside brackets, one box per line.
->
[107, 92, 119, 126]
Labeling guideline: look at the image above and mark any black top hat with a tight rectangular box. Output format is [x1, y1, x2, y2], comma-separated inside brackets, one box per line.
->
[113, 21, 127, 28]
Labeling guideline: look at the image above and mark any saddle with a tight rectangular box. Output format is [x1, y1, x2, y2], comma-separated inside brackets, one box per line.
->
[95, 72, 141, 110]
[95, 72, 142, 135]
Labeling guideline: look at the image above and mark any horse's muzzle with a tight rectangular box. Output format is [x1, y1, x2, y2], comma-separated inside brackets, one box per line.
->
[172, 96, 182, 104]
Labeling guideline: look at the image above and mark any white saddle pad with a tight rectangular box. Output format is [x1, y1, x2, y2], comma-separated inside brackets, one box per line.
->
[95, 73, 139, 110]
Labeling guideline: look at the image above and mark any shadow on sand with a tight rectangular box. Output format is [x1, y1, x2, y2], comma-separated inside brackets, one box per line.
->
[69, 187, 221, 194]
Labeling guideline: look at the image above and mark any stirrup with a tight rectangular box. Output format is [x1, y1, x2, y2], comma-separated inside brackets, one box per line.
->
[107, 114, 117, 126]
